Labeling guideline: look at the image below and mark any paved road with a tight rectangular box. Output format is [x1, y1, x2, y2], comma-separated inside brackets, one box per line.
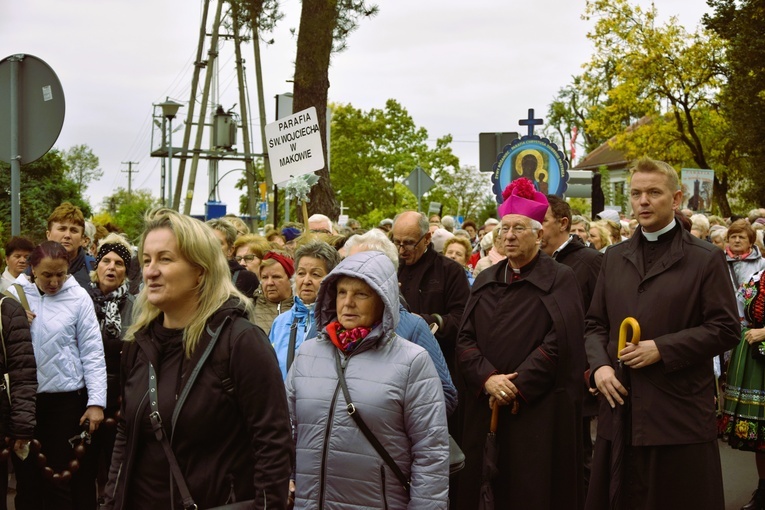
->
[1, 441, 759, 509]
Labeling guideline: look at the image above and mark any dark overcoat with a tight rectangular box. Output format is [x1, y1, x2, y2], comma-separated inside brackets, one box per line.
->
[585, 226, 739, 445]
[455, 252, 586, 510]
[398, 247, 470, 370]
[556, 236, 603, 417]
[584, 225, 740, 509]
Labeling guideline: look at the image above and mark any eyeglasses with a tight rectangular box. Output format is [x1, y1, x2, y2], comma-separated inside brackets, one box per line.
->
[392, 233, 427, 251]
[235, 254, 257, 263]
[500, 225, 531, 236]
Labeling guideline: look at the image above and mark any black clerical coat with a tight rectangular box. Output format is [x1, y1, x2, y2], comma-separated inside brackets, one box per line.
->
[455, 252, 586, 510]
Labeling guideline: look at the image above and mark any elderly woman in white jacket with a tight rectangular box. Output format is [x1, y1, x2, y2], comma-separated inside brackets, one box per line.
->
[10, 240, 106, 510]
[286, 250, 449, 510]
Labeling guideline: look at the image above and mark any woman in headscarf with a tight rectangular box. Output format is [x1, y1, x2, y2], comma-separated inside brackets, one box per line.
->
[88, 233, 135, 499]
[286, 251, 449, 509]
[102, 208, 292, 509]
[254, 251, 294, 335]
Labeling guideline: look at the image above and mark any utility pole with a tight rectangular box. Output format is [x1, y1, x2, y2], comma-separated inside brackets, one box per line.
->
[231, 3, 259, 230]
[172, 0, 211, 211]
[121, 161, 139, 197]
[252, 27, 274, 225]
[183, 0, 224, 216]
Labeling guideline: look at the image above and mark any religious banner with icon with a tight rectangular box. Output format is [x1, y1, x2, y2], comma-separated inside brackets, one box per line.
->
[681, 168, 714, 212]
[491, 109, 570, 203]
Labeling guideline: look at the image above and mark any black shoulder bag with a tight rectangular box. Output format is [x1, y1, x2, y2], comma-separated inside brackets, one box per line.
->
[147, 322, 253, 510]
[286, 316, 300, 373]
[333, 350, 410, 495]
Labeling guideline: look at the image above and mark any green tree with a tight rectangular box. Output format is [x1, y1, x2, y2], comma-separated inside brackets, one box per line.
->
[329, 99, 461, 227]
[427, 165, 496, 223]
[0, 150, 91, 243]
[568, 0, 734, 214]
[63, 144, 103, 196]
[100, 188, 160, 243]
[704, 0, 765, 206]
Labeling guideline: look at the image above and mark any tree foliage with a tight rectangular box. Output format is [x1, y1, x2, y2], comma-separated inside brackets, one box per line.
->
[550, 0, 741, 215]
[330, 99, 471, 227]
[99, 188, 161, 243]
[63, 144, 103, 196]
[0, 150, 91, 243]
[704, 0, 765, 206]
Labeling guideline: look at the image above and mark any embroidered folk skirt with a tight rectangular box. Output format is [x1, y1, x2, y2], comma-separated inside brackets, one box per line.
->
[720, 328, 765, 452]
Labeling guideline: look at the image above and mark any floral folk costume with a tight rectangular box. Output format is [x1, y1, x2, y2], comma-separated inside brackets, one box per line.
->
[720, 269, 765, 451]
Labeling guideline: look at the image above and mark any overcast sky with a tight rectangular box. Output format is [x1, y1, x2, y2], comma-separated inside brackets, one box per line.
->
[2, 0, 711, 216]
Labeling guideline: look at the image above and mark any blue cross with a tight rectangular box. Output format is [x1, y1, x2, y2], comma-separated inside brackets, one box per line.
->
[519, 108, 543, 137]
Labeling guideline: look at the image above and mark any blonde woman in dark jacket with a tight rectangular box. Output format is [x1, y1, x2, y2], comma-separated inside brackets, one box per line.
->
[103, 209, 293, 510]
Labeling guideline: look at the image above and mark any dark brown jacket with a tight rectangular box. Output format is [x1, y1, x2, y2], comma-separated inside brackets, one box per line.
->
[585, 225, 740, 445]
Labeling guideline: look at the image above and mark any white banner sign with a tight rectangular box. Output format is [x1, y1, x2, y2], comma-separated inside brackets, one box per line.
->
[265, 106, 325, 185]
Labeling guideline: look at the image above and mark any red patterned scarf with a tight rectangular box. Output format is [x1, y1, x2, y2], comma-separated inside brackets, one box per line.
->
[326, 321, 374, 353]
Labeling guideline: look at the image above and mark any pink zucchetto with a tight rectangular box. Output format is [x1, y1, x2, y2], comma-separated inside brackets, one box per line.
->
[497, 178, 549, 224]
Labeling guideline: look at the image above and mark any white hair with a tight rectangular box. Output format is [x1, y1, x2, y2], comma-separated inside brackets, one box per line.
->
[308, 213, 332, 232]
[344, 229, 399, 270]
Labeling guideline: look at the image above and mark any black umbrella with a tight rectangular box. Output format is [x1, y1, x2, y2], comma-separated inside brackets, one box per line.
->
[609, 317, 641, 510]
[479, 400, 501, 510]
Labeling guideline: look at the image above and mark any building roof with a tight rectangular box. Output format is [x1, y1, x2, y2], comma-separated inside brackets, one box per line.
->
[574, 116, 653, 172]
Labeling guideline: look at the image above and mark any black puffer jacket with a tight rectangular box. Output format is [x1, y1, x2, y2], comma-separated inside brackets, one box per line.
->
[0, 296, 37, 439]
[103, 298, 293, 510]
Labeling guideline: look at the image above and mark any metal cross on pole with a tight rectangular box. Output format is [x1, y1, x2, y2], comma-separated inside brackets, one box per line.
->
[519, 108, 543, 137]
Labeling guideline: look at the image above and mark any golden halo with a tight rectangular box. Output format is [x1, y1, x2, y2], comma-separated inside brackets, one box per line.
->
[515, 149, 547, 183]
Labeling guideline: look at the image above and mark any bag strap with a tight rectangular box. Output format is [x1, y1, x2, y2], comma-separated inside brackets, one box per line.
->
[148, 363, 198, 510]
[11, 284, 29, 312]
[333, 350, 410, 494]
[0, 297, 11, 404]
[286, 316, 300, 373]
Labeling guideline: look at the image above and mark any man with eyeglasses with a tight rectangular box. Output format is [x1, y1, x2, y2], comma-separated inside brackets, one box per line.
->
[456, 178, 586, 509]
[393, 211, 470, 374]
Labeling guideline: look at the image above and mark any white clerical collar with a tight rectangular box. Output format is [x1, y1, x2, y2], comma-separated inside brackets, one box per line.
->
[641, 219, 676, 242]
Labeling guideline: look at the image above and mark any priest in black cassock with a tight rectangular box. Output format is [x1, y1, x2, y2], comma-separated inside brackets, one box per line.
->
[455, 178, 587, 509]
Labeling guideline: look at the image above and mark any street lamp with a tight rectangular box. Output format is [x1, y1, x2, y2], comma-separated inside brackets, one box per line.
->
[159, 98, 183, 208]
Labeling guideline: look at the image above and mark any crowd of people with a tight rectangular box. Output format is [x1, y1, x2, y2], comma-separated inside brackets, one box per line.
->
[0, 156, 763, 509]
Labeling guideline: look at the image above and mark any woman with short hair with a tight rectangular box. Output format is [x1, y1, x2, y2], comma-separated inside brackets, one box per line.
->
[270, 240, 341, 379]
[726, 219, 765, 292]
[443, 236, 475, 286]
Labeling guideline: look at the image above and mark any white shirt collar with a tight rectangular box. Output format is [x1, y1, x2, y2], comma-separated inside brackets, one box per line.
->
[641, 218, 676, 242]
[552, 235, 574, 260]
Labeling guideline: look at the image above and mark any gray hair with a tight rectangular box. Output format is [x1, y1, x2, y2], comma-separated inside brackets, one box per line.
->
[571, 215, 590, 231]
[441, 215, 455, 232]
[344, 229, 399, 270]
[206, 218, 237, 248]
[84, 221, 96, 246]
[294, 240, 342, 274]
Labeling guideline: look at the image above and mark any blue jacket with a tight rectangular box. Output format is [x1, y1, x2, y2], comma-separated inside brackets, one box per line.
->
[397, 304, 457, 416]
[270, 296, 316, 379]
